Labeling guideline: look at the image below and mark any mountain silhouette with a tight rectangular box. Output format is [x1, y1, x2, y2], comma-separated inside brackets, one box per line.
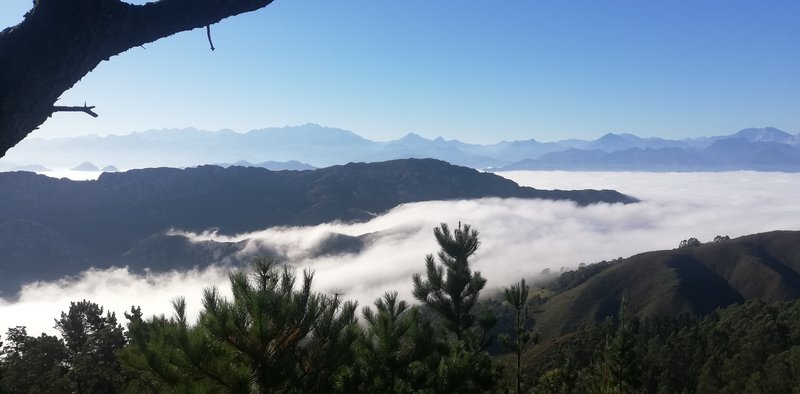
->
[5, 124, 798, 171]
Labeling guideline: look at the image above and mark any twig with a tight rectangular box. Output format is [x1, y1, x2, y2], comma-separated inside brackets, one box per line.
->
[51, 103, 98, 118]
[206, 24, 215, 51]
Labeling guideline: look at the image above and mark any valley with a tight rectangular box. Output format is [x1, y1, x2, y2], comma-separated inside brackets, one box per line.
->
[2, 0, 798, 390]
[0, 159, 633, 296]
[3, 168, 799, 341]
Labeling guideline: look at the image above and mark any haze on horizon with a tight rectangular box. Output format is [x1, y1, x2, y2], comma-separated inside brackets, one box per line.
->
[12, 122, 800, 145]
[1, 1, 799, 143]
[5, 123, 800, 173]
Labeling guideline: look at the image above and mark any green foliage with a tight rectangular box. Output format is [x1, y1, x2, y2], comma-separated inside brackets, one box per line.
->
[678, 237, 702, 248]
[55, 299, 128, 393]
[9, 225, 797, 393]
[544, 259, 617, 293]
[0, 300, 127, 393]
[360, 291, 436, 392]
[531, 299, 800, 393]
[120, 257, 362, 393]
[605, 298, 641, 392]
[120, 299, 252, 393]
[0, 327, 70, 393]
[295, 291, 361, 392]
[412, 222, 488, 343]
[501, 279, 539, 394]
[411, 222, 502, 391]
[108, 223, 508, 393]
[431, 338, 502, 393]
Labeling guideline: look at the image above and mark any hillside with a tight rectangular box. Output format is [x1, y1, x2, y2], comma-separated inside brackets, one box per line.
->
[0, 158, 634, 296]
[533, 230, 800, 339]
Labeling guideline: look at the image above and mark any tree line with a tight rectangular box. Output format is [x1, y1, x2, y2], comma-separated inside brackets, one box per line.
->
[525, 297, 800, 393]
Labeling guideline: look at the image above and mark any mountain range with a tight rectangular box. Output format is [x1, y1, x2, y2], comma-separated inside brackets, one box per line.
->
[0, 158, 634, 296]
[2, 124, 799, 171]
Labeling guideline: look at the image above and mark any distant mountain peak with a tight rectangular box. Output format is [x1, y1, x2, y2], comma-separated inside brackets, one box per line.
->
[71, 161, 100, 171]
[243, 124, 372, 148]
[732, 127, 793, 143]
[396, 132, 431, 143]
[597, 132, 626, 141]
[12, 164, 52, 172]
[401, 132, 426, 139]
[280, 123, 330, 132]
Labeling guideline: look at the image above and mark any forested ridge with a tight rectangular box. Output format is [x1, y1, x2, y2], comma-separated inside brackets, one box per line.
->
[522, 298, 800, 393]
[2, 228, 800, 392]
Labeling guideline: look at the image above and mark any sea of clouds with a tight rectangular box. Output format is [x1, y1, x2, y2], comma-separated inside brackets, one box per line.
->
[2, 170, 800, 336]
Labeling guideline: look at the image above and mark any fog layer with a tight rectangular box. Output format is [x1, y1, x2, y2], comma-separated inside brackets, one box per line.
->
[3, 171, 799, 336]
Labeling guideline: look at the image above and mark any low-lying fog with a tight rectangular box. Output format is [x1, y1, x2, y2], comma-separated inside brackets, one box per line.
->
[3, 171, 800, 336]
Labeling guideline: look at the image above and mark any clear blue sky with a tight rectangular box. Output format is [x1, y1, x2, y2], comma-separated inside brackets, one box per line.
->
[2, 1, 799, 143]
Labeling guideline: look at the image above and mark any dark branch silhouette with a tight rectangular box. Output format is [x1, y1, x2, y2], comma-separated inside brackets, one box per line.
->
[52, 104, 99, 118]
[0, 0, 275, 157]
[206, 24, 215, 51]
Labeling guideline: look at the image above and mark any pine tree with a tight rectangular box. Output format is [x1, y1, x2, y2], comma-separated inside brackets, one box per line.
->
[297, 291, 361, 392]
[201, 257, 329, 391]
[501, 279, 539, 394]
[411, 222, 501, 391]
[119, 257, 360, 393]
[361, 291, 435, 392]
[412, 222, 487, 342]
[607, 296, 640, 393]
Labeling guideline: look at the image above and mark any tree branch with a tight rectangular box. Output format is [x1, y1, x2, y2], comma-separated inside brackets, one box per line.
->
[52, 105, 99, 118]
[0, 0, 276, 157]
[206, 25, 215, 51]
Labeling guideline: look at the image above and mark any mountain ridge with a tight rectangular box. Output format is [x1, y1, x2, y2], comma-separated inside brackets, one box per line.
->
[533, 230, 800, 339]
[3, 124, 798, 171]
[0, 158, 635, 296]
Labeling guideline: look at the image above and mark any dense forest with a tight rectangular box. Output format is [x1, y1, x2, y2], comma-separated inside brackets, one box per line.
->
[524, 298, 800, 393]
[2, 225, 800, 393]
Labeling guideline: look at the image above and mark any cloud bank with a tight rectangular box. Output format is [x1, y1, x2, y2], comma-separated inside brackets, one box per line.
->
[3, 171, 800, 336]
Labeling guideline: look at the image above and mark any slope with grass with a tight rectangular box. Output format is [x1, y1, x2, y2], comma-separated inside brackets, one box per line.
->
[533, 230, 800, 338]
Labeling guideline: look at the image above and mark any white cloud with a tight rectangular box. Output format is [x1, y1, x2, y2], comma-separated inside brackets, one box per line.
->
[2, 171, 800, 337]
[0, 266, 233, 337]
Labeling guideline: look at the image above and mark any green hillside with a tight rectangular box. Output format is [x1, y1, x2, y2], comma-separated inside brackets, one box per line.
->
[534, 230, 800, 339]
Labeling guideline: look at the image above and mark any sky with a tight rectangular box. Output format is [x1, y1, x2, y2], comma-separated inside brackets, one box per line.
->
[3, 170, 800, 335]
[1, 1, 799, 142]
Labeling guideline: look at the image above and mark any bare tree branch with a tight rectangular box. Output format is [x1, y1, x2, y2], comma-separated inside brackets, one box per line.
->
[52, 105, 99, 118]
